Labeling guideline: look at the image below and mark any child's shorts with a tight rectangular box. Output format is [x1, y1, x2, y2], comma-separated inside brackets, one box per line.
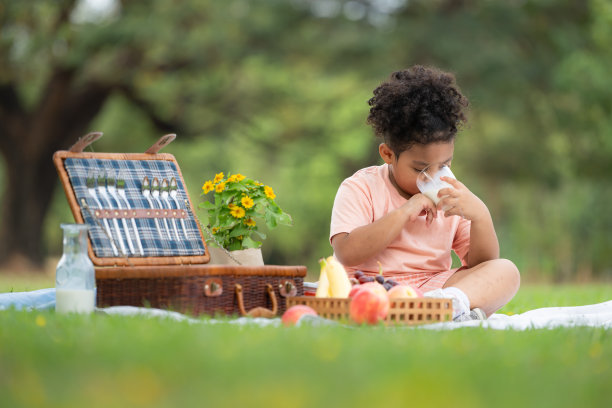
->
[351, 267, 466, 293]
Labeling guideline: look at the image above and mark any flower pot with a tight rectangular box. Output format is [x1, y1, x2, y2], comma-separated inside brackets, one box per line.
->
[207, 246, 264, 266]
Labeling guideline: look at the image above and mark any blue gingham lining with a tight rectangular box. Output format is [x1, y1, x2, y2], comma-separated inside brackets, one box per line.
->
[64, 158, 205, 258]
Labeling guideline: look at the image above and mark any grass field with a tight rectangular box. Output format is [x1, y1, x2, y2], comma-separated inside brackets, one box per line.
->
[1, 279, 611, 408]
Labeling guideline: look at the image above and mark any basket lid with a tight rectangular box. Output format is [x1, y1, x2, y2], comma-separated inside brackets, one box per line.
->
[53, 150, 210, 267]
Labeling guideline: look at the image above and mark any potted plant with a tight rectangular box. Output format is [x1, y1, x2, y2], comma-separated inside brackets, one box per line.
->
[199, 172, 292, 265]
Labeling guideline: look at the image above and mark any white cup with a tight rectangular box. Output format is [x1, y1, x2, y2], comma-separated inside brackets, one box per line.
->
[416, 165, 456, 206]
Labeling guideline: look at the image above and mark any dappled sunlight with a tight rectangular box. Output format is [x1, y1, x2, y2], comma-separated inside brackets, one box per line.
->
[1, 1, 610, 282]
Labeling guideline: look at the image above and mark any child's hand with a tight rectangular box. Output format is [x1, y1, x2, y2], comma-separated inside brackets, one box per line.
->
[403, 193, 438, 225]
[437, 177, 489, 221]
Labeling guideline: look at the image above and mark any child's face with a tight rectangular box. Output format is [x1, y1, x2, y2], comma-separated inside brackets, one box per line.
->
[379, 141, 455, 198]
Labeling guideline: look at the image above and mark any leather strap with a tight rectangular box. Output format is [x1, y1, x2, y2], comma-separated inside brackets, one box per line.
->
[69, 132, 103, 153]
[145, 134, 176, 154]
[235, 283, 278, 318]
[90, 208, 188, 219]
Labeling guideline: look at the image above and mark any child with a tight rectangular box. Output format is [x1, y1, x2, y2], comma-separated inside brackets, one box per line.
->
[330, 65, 520, 321]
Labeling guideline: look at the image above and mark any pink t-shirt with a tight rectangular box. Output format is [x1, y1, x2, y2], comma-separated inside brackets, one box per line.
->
[330, 164, 471, 277]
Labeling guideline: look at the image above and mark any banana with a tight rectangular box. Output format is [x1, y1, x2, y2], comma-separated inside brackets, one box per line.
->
[321, 256, 351, 298]
[315, 260, 330, 297]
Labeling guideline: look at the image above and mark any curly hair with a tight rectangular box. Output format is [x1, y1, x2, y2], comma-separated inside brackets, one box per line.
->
[367, 65, 469, 155]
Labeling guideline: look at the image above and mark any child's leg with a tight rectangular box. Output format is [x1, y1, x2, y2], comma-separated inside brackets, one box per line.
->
[443, 259, 520, 316]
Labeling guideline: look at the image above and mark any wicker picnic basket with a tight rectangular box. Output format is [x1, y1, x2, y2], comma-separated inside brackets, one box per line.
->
[286, 296, 453, 325]
[53, 132, 306, 317]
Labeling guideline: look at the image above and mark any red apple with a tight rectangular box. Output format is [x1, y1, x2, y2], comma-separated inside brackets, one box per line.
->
[348, 284, 362, 298]
[281, 305, 318, 327]
[360, 282, 388, 297]
[349, 286, 390, 325]
[349, 282, 387, 299]
[387, 284, 424, 299]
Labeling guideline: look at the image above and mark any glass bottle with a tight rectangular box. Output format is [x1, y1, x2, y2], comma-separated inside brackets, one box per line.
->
[55, 223, 96, 314]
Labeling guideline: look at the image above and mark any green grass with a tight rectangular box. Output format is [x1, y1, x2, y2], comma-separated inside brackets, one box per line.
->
[0, 283, 611, 407]
[1, 270, 609, 314]
[498, 283, 612, 314]
[0, 273, 55, 293]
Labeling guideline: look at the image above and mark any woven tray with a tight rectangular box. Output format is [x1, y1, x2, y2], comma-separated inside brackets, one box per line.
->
[286, 296, 452, 325]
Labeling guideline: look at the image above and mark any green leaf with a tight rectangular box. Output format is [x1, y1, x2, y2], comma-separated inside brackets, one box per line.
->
[233, 184, 249, 193]
[199, 201, 216, 210]
[276, 212, 293, 226]
[253, 230, 267, 240]
[200, 212, 210, 226]
[242, 236, 261, 249]
[220, 190, 236, 202]
[227, 240, 242, 251]
[270, 202, 283, 214]
[265, 213, 278, 229]
[228, 227, 250, 238]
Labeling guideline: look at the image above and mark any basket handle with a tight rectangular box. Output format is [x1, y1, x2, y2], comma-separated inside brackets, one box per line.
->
[69, 131, 103, 153]
[145, 134, 176, 154]
[235, 283, 278, 318]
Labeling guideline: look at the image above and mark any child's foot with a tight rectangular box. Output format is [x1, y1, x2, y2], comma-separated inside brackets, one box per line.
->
[423, 288, 470, 319]
[453, 307, 487, 322]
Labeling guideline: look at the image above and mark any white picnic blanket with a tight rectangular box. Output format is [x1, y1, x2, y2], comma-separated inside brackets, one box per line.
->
[1, 288, 611, 330]
[423, 300, 612, 330]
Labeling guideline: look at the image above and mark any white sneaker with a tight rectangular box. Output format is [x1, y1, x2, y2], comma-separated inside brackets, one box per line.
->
[453, 308, 488, 322]
[424, 288, 470, 319]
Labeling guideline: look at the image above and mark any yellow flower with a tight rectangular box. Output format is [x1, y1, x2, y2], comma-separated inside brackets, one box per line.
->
[212, 227, 219, 234]
[245, 218, 256, 227]
[35, 315, 46, 327]
[255, 181, 263, 186]
[241, 195, 254, 209]
[213, 172, 224, 183]
[215, 182, 226, 193]
[202, 180, 214, 194]
[227, 173, 245, 183]
[228, 203, 237, 210]
[264, 186, 276, 199]
[230, 206, 246, 218]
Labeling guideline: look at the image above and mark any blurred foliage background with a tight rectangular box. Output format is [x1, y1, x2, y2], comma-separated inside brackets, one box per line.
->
[1, 0, 611, 281]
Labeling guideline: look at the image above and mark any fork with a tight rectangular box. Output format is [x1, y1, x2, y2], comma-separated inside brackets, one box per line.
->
[116, 175, 145, 256]
[142, 176, 165, 240]
[151, 177, 173, 240]
[86, 173, 119, 256]
[106, 172, 136, 255]
[169, 177, 190, 240]
[97, 172, 128, 256]
[161, 178, 180, 241]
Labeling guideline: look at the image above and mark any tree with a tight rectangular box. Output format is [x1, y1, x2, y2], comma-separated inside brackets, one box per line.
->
[2, 0, 611, 279]
[0, 1, 271, 269]
[0, 1, 177, 269]
[0, 0, 382, 270]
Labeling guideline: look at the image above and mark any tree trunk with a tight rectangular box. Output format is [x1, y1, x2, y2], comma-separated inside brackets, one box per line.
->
[0, 72, 112, 273]
[0, 138, 58, 270]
